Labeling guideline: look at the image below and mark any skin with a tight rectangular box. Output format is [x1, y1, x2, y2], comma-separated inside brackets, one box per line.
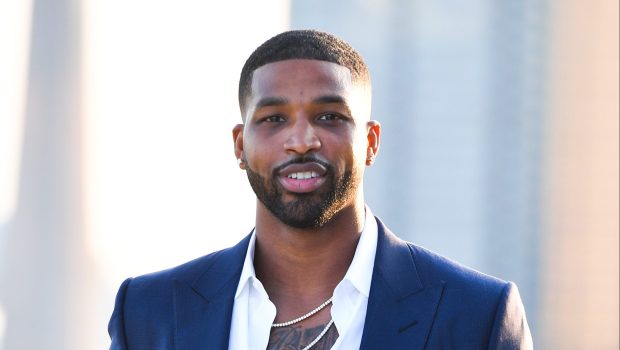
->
[267, 322, 339, 350]
[232, 59, 380, 347]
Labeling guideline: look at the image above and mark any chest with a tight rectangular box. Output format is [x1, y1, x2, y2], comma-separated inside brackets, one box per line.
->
[267, 322, 339, 350]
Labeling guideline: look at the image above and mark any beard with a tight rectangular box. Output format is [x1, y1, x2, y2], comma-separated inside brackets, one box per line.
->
[245, 157, 357, 229]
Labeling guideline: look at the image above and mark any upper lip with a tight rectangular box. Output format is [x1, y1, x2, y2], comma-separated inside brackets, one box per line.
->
[277, 162, 328, 177]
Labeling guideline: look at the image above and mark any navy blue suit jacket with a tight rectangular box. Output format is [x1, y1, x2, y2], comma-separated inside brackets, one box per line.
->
[109, 218, 532, 349]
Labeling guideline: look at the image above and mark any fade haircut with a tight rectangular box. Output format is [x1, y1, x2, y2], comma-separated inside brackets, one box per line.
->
[238, 29, 370, 117]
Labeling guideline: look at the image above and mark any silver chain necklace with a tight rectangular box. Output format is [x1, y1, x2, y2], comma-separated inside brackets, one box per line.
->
[271, 296, 335, 349]
[271, 296, 333, 328]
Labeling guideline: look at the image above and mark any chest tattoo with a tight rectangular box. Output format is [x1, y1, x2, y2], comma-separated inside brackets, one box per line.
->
[266, 322, 339, 350]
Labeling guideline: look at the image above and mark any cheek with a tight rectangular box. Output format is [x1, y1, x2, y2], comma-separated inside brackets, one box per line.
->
[243, 129, 282, 158]
[241, 140, 260, 169]
[241, 132, 261, 163]
[243, 144, 278, 176]
[329, 140, 364, 171]
[244, 149, 262, 169]
[351, 130, 370, 163]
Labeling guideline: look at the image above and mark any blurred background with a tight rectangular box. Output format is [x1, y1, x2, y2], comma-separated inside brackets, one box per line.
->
[0, 0, 617, 348]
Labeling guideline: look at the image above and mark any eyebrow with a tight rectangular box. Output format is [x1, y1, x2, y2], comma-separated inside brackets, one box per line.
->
[313, 95, 346, 105]
[314, 95, 353, 116]
[255, 96, 289, 110]
[255, 94, 352, 115]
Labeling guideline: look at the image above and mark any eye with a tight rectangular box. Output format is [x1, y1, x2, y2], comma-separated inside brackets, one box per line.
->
[263, 115, 285, 123]
[317, 113, 344, 122]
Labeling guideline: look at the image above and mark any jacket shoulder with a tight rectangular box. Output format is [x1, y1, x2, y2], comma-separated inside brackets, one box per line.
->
[403, 242, 531, 347]
[407, 242, 507, 292]
[108, 234, 251, 349]
[369, 218, 531, 348]
[128, 247, 226, 293]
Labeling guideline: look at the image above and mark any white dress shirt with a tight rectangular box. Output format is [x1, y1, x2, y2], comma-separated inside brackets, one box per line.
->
[228, 207, 378, 350]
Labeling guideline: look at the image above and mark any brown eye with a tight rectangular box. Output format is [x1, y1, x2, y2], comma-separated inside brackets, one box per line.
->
[264, 115, 285, 123]
[317, 113, 340, 121]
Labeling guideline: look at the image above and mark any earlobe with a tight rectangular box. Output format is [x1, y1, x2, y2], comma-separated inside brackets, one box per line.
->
[366, 120, 381, 166]
[232, 124, 245, 169]
[366, 153, 375, 166]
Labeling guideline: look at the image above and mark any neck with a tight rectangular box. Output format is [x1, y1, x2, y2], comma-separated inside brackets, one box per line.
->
[253, 195, 365, 315]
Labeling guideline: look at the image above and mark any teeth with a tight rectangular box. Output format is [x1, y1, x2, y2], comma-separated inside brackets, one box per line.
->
[287, 171, 320, 179]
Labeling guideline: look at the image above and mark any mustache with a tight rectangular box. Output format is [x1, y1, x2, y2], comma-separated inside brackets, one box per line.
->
[273, 155, 333, 174]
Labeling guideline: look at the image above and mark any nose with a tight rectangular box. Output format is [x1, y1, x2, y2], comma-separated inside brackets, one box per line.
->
[283, 119, 321, 155]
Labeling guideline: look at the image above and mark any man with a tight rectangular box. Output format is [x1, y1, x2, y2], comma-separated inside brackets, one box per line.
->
[109, 30, 532, 349]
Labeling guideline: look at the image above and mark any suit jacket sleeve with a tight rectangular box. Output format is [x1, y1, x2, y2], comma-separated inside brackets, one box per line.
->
[488, 282, 533, 350]
[109, 278, 132, 350]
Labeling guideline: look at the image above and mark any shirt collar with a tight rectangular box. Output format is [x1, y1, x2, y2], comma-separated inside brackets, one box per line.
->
[340, 205, 378, 297]
[234, 228, 258, 299]
[233, 205, 378, 299]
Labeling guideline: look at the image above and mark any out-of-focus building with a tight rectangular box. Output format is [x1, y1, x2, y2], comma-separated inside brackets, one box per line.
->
[540, 1, 619, 347]
[0, 0, 102, 348]
[0, 0, 616, 349]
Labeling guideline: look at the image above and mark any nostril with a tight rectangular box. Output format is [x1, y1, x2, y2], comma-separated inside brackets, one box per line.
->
[284, 133, 321, 154]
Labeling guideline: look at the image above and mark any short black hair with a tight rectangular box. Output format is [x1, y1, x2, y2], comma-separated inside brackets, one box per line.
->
[238, 29, 370, 116]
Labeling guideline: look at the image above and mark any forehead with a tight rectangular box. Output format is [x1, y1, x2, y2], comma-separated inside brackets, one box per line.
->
[250, 59, 353, 98]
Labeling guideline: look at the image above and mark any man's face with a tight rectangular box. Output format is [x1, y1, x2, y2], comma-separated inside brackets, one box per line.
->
[234, 59, 378, 228]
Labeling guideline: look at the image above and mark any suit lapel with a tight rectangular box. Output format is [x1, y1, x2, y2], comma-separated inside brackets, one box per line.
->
[174, 234, 251, 350]
[170, 220, 444, 349]
[360, 219, 445, 350]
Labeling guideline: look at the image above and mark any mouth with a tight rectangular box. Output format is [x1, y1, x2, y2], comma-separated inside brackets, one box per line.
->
[277, 162, 328, 193]
[286, 171, 321, 180]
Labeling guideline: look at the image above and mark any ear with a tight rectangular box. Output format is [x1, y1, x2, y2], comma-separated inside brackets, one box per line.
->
[365, 120, 381, 166]
[232, 124, 246, 169]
